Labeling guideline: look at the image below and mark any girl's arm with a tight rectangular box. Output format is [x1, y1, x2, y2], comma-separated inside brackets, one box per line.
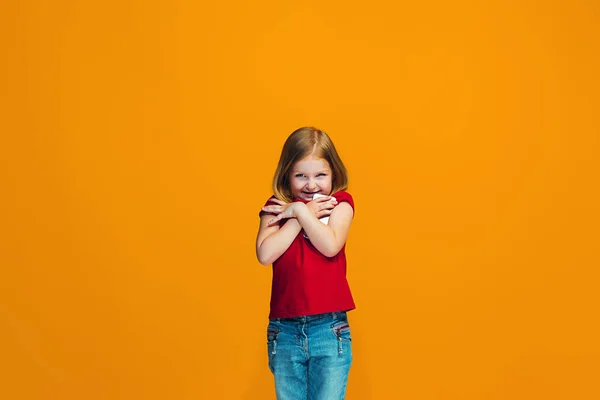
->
[265, 201, 353, 258]
[295, 202, 353, 257]
[255, 215, 302, 266]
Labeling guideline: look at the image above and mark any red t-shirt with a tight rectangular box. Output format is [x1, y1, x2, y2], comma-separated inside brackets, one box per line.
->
[260, 190, 356, 319]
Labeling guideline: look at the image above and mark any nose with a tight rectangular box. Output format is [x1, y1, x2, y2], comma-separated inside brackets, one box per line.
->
[306, 179, 318, 191]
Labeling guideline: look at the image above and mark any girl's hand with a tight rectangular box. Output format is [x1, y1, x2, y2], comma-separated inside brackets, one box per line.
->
[306, 196, 338, 219]
[261, 199, 300, 226]
[260, 196, 338, 226]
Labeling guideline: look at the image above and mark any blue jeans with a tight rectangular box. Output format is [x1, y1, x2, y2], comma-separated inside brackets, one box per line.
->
[266, 312, 352, 400]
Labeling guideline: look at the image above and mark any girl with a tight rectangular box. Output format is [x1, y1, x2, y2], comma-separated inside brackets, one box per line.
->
[256, 127, 356, 400]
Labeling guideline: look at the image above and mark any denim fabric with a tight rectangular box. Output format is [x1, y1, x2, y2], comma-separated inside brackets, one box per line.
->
[266, 312, 352, 400]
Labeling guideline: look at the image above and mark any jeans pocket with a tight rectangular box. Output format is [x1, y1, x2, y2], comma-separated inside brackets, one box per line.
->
[330, 319, 352, 342]
[267, 323, 280, 345]
[266, 323, 280, 374]
[331, 318, 352, 355]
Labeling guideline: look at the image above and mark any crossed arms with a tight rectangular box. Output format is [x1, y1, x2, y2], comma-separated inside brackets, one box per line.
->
[255, 196, 354, 265]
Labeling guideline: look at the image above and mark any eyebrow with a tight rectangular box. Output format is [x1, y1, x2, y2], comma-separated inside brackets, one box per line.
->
[292, 170, 330, 174]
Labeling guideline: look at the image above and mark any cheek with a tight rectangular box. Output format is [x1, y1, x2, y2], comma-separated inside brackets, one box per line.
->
[289, 179, 303, 191]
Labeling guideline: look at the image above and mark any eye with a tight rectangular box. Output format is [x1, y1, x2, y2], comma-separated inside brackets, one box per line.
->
[295, 173, 305, 178]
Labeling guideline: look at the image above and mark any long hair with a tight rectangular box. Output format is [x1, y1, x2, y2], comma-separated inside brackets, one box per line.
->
[272, 127, 348, 202]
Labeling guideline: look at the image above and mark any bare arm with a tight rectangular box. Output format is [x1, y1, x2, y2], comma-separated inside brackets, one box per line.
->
[294, 202, 354, 257]
[266, 201, 354, 258]
[257, 196, 339, 264]
[255, 215, 302, 266]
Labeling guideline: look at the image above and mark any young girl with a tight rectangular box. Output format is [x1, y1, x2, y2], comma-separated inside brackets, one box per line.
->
[256, 127, 356, 400]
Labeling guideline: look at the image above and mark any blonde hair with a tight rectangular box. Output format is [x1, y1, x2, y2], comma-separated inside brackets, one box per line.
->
[272, 127, 348, 202]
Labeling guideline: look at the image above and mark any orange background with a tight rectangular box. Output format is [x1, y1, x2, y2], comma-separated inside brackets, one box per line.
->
[2, 1, 599, 399]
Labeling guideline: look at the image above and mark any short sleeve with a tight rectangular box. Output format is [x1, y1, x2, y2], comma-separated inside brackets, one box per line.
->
[331, 190, 355, 215]
[259, 196, 279, 217]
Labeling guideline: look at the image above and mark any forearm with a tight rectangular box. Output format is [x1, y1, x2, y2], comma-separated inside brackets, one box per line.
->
[256, 219, 302, 265]
[294, 204, 342, 257]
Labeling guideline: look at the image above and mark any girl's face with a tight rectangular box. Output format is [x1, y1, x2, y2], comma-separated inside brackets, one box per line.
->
[288, 155, 333, 201]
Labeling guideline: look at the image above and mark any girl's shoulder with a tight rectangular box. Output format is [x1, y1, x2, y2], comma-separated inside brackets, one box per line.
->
[331, 190, 354, 209]
[259, 195, 279, 217]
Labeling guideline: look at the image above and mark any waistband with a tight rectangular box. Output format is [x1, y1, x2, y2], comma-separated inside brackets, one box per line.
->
[270, 311, 347, 323]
